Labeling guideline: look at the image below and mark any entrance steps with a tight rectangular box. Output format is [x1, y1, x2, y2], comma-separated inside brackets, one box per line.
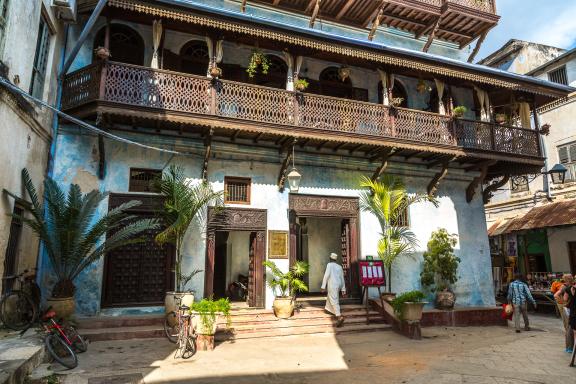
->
[75, 299, 391, 342]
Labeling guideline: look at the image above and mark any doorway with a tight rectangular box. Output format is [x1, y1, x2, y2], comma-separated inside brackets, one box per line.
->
[102, 194, 174, 308]
[205, 208, 266, 308]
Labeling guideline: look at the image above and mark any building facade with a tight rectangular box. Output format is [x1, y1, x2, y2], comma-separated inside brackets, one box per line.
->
[0, 0, 67, 293]
[482, 42, 576, 291]
[40, 0, 572, 316]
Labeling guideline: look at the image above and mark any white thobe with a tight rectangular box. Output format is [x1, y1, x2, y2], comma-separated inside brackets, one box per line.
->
[321, 262, 346, 316]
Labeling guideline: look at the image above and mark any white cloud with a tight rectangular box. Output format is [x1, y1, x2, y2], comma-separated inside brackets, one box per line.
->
[525, 3, 576, 48]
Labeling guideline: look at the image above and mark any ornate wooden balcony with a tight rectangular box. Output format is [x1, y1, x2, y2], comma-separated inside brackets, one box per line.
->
[62, 62, 540, 163]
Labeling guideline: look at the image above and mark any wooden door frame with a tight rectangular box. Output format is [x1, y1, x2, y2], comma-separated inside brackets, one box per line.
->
[288, 194, 360, 297]
[205, 207, 267, 307]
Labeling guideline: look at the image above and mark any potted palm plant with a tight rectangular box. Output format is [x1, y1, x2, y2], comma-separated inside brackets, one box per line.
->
[191, 298, 231, 351]
[11, 169, 157, 318]
[420, 229, 460, 309]
[359, 175, 437, 301]
[155, 165, 224, 319]
[263, 260, 309, 319]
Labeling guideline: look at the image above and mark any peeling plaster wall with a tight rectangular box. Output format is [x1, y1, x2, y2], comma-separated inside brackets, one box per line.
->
[47, 128, 495, 315]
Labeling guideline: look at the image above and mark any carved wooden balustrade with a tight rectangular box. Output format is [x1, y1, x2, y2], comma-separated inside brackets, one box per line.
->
[445, 0, 496, 14]
[62, 61, 539, 158]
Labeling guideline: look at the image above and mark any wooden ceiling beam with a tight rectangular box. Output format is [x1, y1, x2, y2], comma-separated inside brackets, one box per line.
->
[415, 16, 440, 39]
[272, 0, 281, 5]
[368, 2, 386, 41]
[362, 0, 386, 28]
[332, 142, 347, 152]
[335, 0, 354, 20]
[241, 0, 247, 13]
[253, 132, 264, 143]
[349, 144, 365, 154]
[464, 159, 496, 172]
[422, 17, 441, 52]
[316, 140, 329, 150]
[309, 0, 321, 28]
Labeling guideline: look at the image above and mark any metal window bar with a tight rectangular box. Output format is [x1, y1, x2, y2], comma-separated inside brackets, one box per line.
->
[225, 179, 250, 203]
[30, 16, 51, 99]
[129, 169, 161, 192]
[548, 66, 568, 86]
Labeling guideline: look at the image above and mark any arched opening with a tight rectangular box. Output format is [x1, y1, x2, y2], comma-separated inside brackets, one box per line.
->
[93, 24, 144, 66]
[251, 55, 287, 90]
[427, 87, 454, 114]
[179, 40, 210, 76]
[378, 81, 409, 108]
[318, 66, 352, 99]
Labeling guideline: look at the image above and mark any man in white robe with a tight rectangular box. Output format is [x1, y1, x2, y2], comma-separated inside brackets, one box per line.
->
[321, 252, 347, 327]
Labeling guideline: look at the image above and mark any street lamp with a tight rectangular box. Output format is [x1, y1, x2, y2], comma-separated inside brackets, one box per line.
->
[546, 163, 568, 185]
[287, 144, 301, 193]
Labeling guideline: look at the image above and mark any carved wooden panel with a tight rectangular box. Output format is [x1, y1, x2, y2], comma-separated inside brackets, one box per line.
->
[207, 207, 267, 231]
[289, 194, 359, 218]
[61, 63, 102, 109]
[447, 0, 495, 13]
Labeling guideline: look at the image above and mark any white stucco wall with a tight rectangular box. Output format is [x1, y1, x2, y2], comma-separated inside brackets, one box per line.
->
[225, 231, 250, 288]
[547, 227, 576, 273]
[307, 217, 342, 292]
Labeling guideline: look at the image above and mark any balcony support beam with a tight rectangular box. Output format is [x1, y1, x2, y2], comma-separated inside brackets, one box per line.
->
[482, 175, 510, 204]
[427, 162, 449, 196]
[309, 0, 322, 28]
[278, 139, 297, 192]
[465, 160, 496, 203]
[416, 16, 440, 39]
[467, 29, 488, 63]
[202, 128, 214, 182]
[368, 3, 386, 41]
[336, 0, 355, 20]
[241, 0, 247, 12]
[372, 147, 396, 181]
[422, 17, 441, 53]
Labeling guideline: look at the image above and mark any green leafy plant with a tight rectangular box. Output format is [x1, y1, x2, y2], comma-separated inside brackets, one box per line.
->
[263, 260, 309, 298]
[190, 298, 231, 335]
[359, 175, 438, 293]
[246, 50, 270, 78]
[390, 290, 426, 317]
[155, 164, 224, 292]
[452, 106, 467, 118]
[420, 229, 460, 292]
[10, 169, 158, 298]
[294, 78, 309, 91]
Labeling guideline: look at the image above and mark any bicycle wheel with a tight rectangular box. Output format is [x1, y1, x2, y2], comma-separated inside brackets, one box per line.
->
[64, 326, 88, 353]
[0, 291, 37, 330]
[164, 311, 179, 343]
[45, 334, 78, 369]
[181, 335, 197, 359]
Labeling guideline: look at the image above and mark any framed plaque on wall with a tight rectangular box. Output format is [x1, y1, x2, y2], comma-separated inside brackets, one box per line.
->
[268, 230, 288, 259]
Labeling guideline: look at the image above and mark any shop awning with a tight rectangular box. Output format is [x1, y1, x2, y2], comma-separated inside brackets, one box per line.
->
[488, 199, 576, 236]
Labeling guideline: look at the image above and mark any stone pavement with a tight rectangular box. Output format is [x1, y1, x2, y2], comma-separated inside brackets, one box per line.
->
[33, 314, 574, 384]
[0, 329, 44, 384]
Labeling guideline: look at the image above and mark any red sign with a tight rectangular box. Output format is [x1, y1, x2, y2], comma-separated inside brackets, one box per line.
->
[359, 260, 385, 287]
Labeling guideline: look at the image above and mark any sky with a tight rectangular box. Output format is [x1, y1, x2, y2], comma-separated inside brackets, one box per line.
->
[476, 0, 576, 61]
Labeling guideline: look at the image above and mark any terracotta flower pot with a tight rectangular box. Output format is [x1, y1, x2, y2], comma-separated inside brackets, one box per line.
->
[210, 66, 222, 78]
[196, 334, 215, 351]
[400, 302, 426, 322]
[435, 290, 456, 310]
[273, 297, 294, 319]
[46, 297, 75, 319]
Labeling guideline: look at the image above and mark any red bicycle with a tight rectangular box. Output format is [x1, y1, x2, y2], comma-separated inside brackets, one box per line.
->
[42, 309, 88, 369]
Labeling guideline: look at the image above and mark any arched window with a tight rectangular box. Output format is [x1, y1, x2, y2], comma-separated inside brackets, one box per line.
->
[179, 40, 209, 76]
[94, 24, 144, 66]
[317, 66, 363, 100]
[378, 81, 409, 108]
[427, 87, 453, 114]
[252, 55, 287, 89]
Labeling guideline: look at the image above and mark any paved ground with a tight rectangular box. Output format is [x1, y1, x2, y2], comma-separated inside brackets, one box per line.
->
[34, 314, 574, 384]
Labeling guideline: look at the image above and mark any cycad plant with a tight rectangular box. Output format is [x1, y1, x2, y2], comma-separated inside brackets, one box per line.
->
[154, 165, 223, 292]
[11, 169, 158, 298]
[359, 175, 437, 293]
[263, 260, 309, 298]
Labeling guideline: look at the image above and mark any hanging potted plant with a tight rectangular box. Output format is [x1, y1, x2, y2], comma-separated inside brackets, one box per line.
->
[191, 298, 231, 351]
[495, 113, 507, 124]
[359, 176, 438, 301]
[416, 79, 430, 94]
[11, 169, 157, 319]
[246, 50, 270, 78]
[155, 165, 224, 322]
[264, 260, 309, 319]
[294, 78, 309, 92]
[209, 65, 222, 78]
[420, 229, 460, 310]
[390, 290, 427, 322]
[452, 106, 467, 119]
[338, 66, 351, 82]
[390, 97, 404, 108]
[94, 46, 110, 60]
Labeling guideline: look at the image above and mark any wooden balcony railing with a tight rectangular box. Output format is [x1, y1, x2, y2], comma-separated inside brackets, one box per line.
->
[446, 0, 496, 14]
[62, 62, 538, 158]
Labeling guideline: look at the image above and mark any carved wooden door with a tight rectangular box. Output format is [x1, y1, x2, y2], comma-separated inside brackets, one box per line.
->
[341, 219, 351, 294]
[102, 194, 174, 307]
[248, 231, 266, 308]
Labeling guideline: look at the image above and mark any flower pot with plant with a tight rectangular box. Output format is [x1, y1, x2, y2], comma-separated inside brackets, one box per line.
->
[390, 290, 427, 322]
[11, 169, 157, 319]
[264, 260, 309, 319]
[294, 78, 309, 92]
[209, 66, 222, 78]
[359, 176, 438, 297]
[420, 229, 460, 310]
[94, 46, 110, 60]
[495, 113, 507, 124]
[452, 106, 467, 119]
[155, 165, 224, 321]
[191, 298, 231, 350]
[246, 50, 271, 78]
[390, 97, 404, 108]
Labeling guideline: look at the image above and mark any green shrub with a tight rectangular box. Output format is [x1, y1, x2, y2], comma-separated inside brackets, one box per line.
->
[420, 229, 460, 292]
[191, 298, 231, 334]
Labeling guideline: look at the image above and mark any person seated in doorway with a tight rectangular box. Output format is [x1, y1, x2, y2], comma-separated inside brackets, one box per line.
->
[507, 273, 537, 333]
[321, 252, 347, 327]
[556, 274, 575, 353]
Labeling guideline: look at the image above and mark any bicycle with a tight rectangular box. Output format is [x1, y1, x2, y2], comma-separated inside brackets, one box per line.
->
[41, 308, 88, 369]
[0, 269, 41, 330]
[163, 294, 197, 358]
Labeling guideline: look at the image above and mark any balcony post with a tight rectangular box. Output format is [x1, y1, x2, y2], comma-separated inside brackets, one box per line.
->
[98, 62, 108, 101]
[293, 93, 300, 126]
[210, 82, 217, 115]
[532, 103, 542, 157]
[490, 123, 496, 151]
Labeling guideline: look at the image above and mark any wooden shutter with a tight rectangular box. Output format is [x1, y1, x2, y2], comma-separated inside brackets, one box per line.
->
[559, 146, 569, 163]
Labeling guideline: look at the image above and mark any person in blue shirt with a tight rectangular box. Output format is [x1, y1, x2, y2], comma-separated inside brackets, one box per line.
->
[507, 273, 537, 333]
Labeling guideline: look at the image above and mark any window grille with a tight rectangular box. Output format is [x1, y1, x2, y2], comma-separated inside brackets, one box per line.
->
[129, 169, 161, 192]
[394, 207, 409, 228]
[224, 177, 251, 204]
[558, 143, 576, 182]
[30, 16, 51, 99]
[510, 176, 529, 193]
[548, 66, 568, 86]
